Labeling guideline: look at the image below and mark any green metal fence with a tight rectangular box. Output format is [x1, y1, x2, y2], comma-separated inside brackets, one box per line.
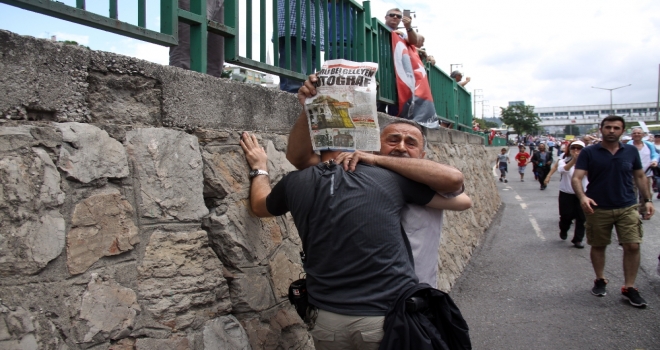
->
[2, 0, 471, 130]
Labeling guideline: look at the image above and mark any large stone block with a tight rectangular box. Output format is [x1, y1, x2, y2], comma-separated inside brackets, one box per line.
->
[238, 307, 313, 350]
[67, 191, 139, 275]
[56, 122, 129, 183]
[203, 202, 284, 269]
[87, 71, 162, 126]
[268, 242, 304, 300]
[125, 128, 208, 222]
[159, 69, 300, 133]
[0, 30, 91, 122]
[228, 267, 277, 313]
[78, 274, 141, 344]
[0, 130, 65, 276]
[0, 303, 67, 350]
[203, 316, 251, 350]
[137, 230, 231, 331]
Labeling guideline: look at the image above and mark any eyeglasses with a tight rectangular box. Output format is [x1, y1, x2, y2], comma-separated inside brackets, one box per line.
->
[570, 146, 583, 150]
[387, 13, 402, 19]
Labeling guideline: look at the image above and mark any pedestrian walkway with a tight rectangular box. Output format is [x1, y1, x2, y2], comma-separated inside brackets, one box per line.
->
[451, 146, 660, 350]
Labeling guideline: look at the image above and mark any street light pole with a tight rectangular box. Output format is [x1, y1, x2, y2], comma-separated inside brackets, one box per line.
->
[591, 84, 631, 114]
[450, 63, 462, 75]
[473, 89, 482, 119]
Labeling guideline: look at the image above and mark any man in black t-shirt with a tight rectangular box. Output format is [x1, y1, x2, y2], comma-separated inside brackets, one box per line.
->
[242, 132, 451, 349]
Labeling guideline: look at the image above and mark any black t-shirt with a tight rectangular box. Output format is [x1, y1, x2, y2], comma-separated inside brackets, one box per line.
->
[266, 162, 436, 316]
[575, 143, 642, 209]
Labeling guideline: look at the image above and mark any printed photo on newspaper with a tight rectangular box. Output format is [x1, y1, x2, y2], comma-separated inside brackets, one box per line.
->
[305, 59, 380, 152]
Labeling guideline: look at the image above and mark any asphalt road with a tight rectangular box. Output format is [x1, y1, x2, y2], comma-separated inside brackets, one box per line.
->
[451, 146, 660, 350]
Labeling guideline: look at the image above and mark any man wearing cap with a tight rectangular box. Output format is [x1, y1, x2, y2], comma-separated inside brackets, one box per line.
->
[572, 115, 654, 308]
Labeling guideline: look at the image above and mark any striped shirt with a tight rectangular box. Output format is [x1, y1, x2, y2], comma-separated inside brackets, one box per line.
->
[277, 0, 325, 50]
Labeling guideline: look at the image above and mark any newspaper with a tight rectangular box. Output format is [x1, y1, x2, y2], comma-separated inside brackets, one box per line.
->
[305, 59, 380, 152]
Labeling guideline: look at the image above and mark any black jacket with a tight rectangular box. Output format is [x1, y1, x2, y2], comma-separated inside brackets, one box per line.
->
[531, 150, 553, 169]
[379, 283, 471, 350]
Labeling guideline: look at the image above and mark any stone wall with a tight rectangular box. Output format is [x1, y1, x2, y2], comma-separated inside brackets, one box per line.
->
[0, 30, 500, 350]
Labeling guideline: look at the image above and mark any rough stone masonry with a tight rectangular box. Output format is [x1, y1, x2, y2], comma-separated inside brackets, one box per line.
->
[0, 30, 501, 349]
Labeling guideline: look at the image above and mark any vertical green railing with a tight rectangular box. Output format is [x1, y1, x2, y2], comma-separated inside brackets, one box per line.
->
[2, 0, 472, 128]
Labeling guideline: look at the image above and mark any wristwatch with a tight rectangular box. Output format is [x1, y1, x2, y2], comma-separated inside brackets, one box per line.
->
[249, 169, 269, 178]
[406, 27, 413, 32]
[643, 198, 653, 203]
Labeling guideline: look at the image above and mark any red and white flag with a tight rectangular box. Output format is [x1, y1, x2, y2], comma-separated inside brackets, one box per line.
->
[391, 32, 438, 128]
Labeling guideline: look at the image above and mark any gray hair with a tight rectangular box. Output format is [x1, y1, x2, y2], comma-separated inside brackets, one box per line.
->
[450, 71, 462, 78]
[631, 127, 644, 133]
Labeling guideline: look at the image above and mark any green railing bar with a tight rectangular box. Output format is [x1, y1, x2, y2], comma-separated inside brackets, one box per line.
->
[224, 0, 239, 62]
[356, 2, 365, 62]
[109, 0, 118, 19]
[207, 19, 236, 37]
[76, 0, 85, 10]
[271, 0, 279, 69]
[1, 0, 177, 46]
[177, 8, 205, 25]
[284, 0, 291, 70]
[295, 0, 301, 74]
[260, 0, 266, 63]
[160, 0, 176, 36]
[315, 0, 322, 70]
[246, 0, 252, 59]
[322, 0, 329, 62]
[138, 0, 146, 28]
[304, 0, 311, 75]
[189, 0, 207, 73]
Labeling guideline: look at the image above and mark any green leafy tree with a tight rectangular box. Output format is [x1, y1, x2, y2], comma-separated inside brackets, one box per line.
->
[563, 125, 580, 136]
[500, 104, 540, 136]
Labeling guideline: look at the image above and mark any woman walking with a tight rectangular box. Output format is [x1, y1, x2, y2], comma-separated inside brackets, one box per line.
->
[557, 140, 588, 248]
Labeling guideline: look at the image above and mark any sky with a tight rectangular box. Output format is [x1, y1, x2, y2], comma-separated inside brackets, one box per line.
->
[1, 0, 659, 119]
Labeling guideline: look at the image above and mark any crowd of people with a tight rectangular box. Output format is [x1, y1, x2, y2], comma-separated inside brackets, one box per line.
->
[501, 119, 660, 308]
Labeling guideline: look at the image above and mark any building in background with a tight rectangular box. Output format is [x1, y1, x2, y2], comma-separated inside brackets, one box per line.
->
[534, 102, 658, 121]
[222, 65, 276, 88]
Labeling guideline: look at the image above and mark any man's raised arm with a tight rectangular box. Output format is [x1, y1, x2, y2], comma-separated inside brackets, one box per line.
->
[240, 132, 273, 217]
[285, 75, 321, 169]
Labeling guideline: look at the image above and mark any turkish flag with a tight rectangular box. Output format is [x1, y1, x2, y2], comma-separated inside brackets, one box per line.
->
[391, 32, 438, 128]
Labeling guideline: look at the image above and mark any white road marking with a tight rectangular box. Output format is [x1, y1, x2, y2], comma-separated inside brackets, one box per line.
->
[520, 203, 527, 209]
[529, 216, 546, 241]
[514, 195, 523, 201]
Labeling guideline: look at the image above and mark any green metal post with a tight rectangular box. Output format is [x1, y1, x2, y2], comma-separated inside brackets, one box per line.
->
[305, 0, 312, 73]
[76, 0, 85, 10]
[356, 2, 365, 62]
[295, 0, 302, 73]
[323, 0, 329, 62]
[138, 0, 146, 28]
[246, 0, 252, 59]
[189, 0, 207, 73]
[315, 0, 322, 70]
[284, 0, 291, 70]
[109, 0, 117, 19]
[260, 0, 266, 63]
[224, 0, 239, 62]
[272, 0, 279, 67]
[161, 0, 177, 36]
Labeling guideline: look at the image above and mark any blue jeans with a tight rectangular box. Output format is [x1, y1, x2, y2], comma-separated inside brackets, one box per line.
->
[278, 37, 317, 93]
